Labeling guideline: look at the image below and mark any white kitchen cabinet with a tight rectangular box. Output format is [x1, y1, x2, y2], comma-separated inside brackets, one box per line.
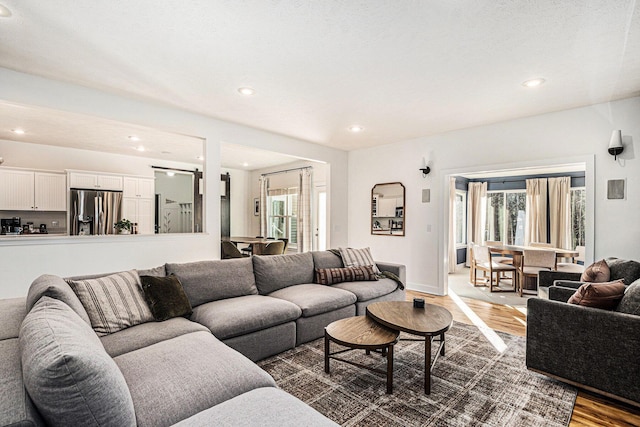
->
[122, 197, 155, 235]
[0, 169, 66, 211]
[123, 177, 155, 199]
[69, 172, 123, 191]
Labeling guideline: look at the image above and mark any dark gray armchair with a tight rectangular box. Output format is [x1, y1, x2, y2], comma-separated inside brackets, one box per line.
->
[527, 258, 640, 407]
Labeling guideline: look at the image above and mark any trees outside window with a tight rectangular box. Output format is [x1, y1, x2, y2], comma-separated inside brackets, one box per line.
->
[571, 188, 586, 248]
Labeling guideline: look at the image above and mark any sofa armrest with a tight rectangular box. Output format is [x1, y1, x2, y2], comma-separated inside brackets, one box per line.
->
[526, 298, 640, 404]
[375, 261, 406, 285]
[547, 286, 576, 302]
[538, 270, 582, 288]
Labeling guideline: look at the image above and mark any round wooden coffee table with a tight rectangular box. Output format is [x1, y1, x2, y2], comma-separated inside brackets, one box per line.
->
[366, 301, 453, 394]
[324, 316, 399, 394]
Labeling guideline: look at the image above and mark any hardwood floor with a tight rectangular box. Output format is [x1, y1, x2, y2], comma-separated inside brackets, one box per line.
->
[406, 290, 640, 427]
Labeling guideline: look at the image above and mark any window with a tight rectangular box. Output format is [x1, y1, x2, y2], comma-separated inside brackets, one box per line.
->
[267, 188, 298, 247]
[455, 191, 466, 245]
[571, 188, 586, 248]
[485, 190, 525, 245]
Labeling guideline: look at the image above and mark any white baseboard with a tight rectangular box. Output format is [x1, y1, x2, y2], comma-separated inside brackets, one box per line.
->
[406, 282, 445, 296]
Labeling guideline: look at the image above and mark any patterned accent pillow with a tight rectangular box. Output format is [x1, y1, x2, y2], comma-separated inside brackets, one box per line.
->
[68, 270, 153, 336]
[315, 266, 378, 285]
[580, 259, 611, 283]
[339, 247, 381, 274]
[567, 280, 626, 310]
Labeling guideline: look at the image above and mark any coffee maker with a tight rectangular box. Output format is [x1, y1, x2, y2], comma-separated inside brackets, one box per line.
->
[1, 217, 22, 234]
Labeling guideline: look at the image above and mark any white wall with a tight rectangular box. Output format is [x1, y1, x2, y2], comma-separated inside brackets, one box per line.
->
[0, 68, 348, 298]
[348, 96, 640, 295]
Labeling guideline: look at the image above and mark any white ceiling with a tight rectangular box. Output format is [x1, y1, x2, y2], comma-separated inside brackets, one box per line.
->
[0, 1, 639, 151]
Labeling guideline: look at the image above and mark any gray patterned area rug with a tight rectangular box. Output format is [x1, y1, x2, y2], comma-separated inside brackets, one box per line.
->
[258, 321, 577, 427]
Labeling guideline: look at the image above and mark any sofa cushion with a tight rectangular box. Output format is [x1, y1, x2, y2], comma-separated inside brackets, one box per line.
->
[27, 274, 91, 325]
[0, 338, 43, 427]
[615, 279, 640, 315]
[20, 297, 136, 427]
[253, 253, 315, 294]
[136, 264, 166, 277]
[315, 266, 378, 285]
[190, 295, 301, 340]
[166, 258, 258, 307]
[67, 270, 153, 336]
[311, 250, 344, 269]
[140, 274, 193, 321]
[100, 317, 209, 357]
[567, 280, 626, 310]
[339, 247, 381, 274]
[0, 297, 26, 340]
[269, 284, 357, 317]
[172, 387, 338, 427]
[332, 277, 399, 302]
[606, 258, 640, 285]
[580, 259, 611, 283]
[114, 331, 276, 427]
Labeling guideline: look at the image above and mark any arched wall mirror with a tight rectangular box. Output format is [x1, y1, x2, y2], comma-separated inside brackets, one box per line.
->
[371, 182, 405, 236]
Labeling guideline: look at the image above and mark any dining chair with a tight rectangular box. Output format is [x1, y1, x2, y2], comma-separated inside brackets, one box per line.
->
[221, 241, 247, 259]
[241, 236, 264, 256]
[280, 238, 289, 253]
[484, 240, 513, 265]
[529, 242, 553, 248]
[472, 244, 517, 292]
[255, 240, 284, 255]
[556, 245, 586, 273]
[520, 249, 556, 296]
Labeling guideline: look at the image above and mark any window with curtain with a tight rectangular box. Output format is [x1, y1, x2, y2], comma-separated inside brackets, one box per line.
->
[268, 187, 298, 248]
[571, 187, 586, 248]
[455, 190, 467, 245]
[484, 190, 526, 245]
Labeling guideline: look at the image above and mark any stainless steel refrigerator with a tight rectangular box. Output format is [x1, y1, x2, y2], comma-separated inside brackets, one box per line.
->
[70, 189, 123, 235]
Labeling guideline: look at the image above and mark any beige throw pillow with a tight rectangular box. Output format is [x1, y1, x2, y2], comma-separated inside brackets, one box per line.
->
[68, 270, 153, 336]
[339, 247, 380, 274]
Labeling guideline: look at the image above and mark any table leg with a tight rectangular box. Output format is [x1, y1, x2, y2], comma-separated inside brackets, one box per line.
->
[386, 344, 394, 394]
[425, 337, 431, 394]
[324, 333, 330, 374]
[440, 333, 445, 356]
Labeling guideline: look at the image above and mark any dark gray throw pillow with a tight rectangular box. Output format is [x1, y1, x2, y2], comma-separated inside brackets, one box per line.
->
[615, 279, 640, 315]
[140, 274, 193, 321]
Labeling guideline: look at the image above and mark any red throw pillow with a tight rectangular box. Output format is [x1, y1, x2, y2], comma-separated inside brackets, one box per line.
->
[567, 280, 626, 310]
[580, 259, 611, 283]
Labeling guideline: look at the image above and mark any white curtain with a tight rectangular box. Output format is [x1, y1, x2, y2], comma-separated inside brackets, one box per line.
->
[448, 177, 458, 273]
[259, 176, 269, 237]
[548, 176, 571, 249]
[297, 169, 313, 252]
[525, 178, 548, 245]
[466, 182, 487, 267]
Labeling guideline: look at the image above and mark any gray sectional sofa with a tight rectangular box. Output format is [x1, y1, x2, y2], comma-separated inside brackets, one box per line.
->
[0, 250, 406, 427]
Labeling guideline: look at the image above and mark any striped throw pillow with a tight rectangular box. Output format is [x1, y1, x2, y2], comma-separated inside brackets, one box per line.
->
[68, 270, 153, 336]
[339, 247, 381, 274]
[315, 266, 378, 285]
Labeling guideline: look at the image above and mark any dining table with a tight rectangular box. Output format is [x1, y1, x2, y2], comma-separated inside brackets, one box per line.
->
[222, 236, 283, 255]
[487, 244, 579, 292]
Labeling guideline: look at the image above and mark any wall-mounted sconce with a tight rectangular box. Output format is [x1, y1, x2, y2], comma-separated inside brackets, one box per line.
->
[608, 130, 624, 160]
[420, 155, 431, 177]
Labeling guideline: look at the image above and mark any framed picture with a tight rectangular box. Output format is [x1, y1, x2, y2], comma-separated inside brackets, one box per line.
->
[254, 198, 260, 216]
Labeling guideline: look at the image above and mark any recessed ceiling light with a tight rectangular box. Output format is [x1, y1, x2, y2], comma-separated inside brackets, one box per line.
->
[134, 145, 145, 152]
[128, 135, 141, 141]
[196, 155, 204, 161]
[166, 171, 175, 177]
[0, 4, 12, 18]
[522, 78, 546, 88]
[237, 87, 255, 96]
[349, 125, 364, 133]
[11, 128, 25, 134]
[242, 162, 249, 167]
